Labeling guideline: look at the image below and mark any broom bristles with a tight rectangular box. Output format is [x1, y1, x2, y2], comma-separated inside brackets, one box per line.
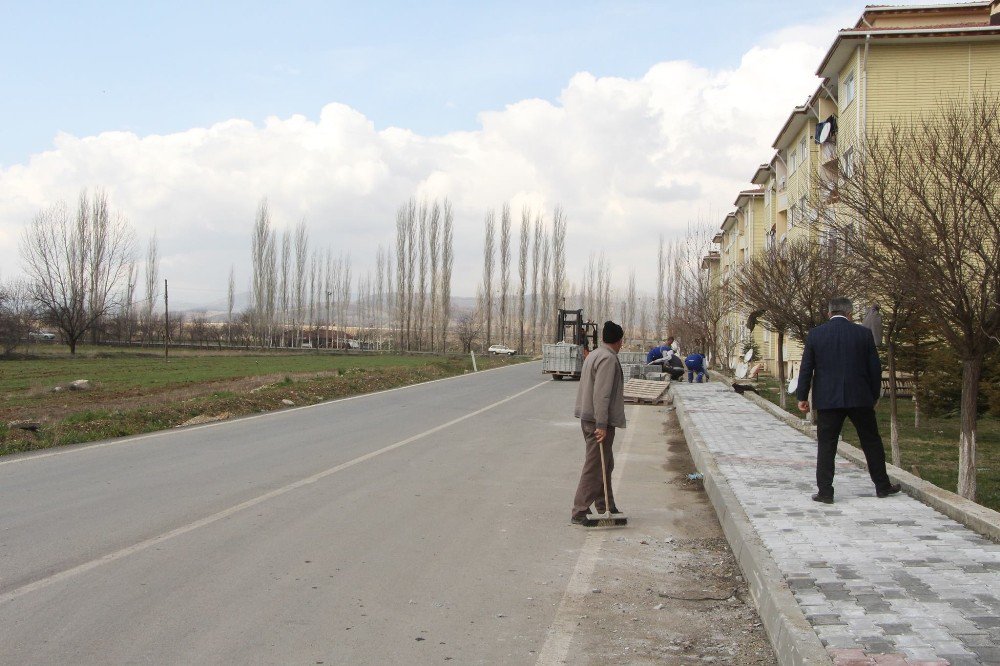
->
[591, 516, 628, 527]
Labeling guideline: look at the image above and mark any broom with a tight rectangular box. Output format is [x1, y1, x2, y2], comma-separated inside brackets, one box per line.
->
[585, 437, 628, 527]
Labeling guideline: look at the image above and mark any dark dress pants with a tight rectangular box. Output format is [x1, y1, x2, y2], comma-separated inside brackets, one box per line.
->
[816, 406, 892, 496]
[572, 421, 616, 518]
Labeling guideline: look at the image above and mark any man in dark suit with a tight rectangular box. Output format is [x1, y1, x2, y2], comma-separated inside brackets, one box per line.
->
[796, 297, 901, 503]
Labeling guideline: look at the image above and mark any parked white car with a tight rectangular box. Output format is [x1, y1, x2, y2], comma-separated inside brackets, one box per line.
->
[487, 344, 517, 356]
[28, 331, 56, 341]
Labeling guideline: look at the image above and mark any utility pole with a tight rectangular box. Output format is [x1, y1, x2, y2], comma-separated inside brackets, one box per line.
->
[164, 278, 170, 360]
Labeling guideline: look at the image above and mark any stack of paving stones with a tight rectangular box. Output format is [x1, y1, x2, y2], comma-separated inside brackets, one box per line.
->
[675, 382, 1000, 666]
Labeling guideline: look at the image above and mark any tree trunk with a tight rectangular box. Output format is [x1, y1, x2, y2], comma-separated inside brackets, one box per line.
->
[777, 331, 786, 410]
[887, 339, 901, 467]
[957, 356, 983, 501]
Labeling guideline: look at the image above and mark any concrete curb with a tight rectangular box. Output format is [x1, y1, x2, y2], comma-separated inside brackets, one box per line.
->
[716, 374, 1000, 544]
[672, 387, 832, 666]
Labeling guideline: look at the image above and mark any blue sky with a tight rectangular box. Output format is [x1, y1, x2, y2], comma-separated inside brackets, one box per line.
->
[1, 0, 864, 168]
[1, 1, 970, 303]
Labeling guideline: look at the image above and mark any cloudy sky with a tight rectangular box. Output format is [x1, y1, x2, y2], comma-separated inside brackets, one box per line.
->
[0, 1, 950, 308]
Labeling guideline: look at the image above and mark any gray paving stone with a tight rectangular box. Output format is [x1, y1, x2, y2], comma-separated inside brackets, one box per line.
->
[971, 645, 1000, 662]
[674, 383, 1000, 665]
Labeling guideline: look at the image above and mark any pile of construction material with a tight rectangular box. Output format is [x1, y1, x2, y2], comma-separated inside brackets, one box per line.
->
[618, 351, 647, 365]
[542, 342, 583, 375]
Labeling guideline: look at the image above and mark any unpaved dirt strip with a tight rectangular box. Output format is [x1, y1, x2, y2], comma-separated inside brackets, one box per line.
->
[536, 423, 641, 665]
[538, 404, 777, 665]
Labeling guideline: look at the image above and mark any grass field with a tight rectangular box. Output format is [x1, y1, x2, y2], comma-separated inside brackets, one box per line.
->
[749, 376, 1000, 512]
[0, 346, 525, 456]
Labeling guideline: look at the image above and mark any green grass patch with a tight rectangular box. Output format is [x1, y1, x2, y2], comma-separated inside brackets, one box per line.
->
[0, 347, 524, 457]
[748, 375, 1000, 511]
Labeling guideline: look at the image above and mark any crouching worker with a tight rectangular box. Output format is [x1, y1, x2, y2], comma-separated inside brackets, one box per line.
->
[645, 338, 685, 380]
[571, 321, 627, 525]
[684, 352, 708, 383]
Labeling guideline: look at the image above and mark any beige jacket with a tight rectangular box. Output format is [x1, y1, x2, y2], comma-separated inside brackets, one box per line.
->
[574, 344, 626, 429]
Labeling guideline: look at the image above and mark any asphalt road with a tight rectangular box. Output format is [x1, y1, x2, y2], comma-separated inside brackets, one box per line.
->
[0, 361, 613, 664]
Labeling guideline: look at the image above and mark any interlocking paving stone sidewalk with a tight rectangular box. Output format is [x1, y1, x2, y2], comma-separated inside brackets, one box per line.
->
[675, 382, 1000, 666]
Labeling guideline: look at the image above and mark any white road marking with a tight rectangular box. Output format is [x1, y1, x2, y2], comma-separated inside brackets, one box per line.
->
[535, 407, 638, 666]
[0, 360, 534, 468]
[0, 380, 547, 606]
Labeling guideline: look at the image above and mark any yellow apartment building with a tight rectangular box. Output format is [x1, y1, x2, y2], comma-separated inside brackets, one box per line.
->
[709, 0, 1000, 379]
[714, 188, 767, 369]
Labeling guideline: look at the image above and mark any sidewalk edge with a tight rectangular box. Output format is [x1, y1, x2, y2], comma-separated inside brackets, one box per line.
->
[717, 374, 1000, 544]
[673, 388, 832, 666]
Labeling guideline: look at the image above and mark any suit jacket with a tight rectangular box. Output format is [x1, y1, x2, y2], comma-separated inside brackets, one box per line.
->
[795, 316, 882, 410]
[574, 344, 626, 430]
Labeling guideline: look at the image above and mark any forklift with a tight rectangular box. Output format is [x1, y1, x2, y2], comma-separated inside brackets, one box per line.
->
[541, 309, 599, 380]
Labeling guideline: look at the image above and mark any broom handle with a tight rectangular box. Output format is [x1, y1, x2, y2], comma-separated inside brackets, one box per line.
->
[599, 436, 610, 515]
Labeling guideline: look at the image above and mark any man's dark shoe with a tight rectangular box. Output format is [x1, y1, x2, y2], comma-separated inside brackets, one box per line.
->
[876, 484, 902, 498]
[571, 514, 592, 525]
[811, 493, 834, 504]
[595, 507, 624, 515]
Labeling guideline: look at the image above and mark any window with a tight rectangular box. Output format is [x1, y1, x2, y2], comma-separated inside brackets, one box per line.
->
[799, 196, 809, 224]
[789, 204, 797, 227]
[799, 137, 808, 166]
[842, 148, 855, 178]
[841, 71, 856, 108]
[765, 187, 771, 207]
[789, 149, 797, 173]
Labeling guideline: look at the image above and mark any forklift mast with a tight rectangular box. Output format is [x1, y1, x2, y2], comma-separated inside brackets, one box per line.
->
[555, 309, 598, 350]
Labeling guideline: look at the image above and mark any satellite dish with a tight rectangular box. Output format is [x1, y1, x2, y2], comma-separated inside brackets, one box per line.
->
[787, 375, 798, 394]
[818, 122, 832, 143]
[735, 363, 749, 379]
[743, 349, 753, 363]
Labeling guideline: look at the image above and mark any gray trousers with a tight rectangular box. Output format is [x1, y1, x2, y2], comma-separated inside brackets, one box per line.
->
[572, 420, 616, 518]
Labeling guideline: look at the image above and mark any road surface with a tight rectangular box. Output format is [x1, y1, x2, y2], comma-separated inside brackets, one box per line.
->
[0, 362, 594, 663]
[0, 361, 773, 664]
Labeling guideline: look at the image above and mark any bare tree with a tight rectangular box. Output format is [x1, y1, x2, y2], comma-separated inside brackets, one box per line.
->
[227, 265, 235, 345]
[405, 200, 417, 350]
[637, 296, 650, 346]
[395, 205, 408, 350]
[0, 279, 36, 357]
[279, 229, 291, 346]
[551, 206, 567, 314]
[827, 94, 1000, 500]
[428, 202, 441, 351]
[416, 201, 429, 349]
[625, 270, 637, 345]
[734, 238, 863, 408]
[339, 253, 352, 349]
[518, 207, 530, 354]
[531, 214, 543, 352]
[250, 199, 273, 346]
[499, 202, 511, 344]
[20, 190, 135, 354]
[540, 234, 551, 343]
[440, 201, 454, 353]
[293, 219, 308, 347]
[455, 311, 481, 353]
[375, 245, 387, 349]
[656, 235, 666, 336]
[119, 261, 137, 344]
[142, 231, 160, 344]
[482, 208, 496, 347]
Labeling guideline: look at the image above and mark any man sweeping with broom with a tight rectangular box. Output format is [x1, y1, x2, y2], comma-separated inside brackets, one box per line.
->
[571, 321, 628, 527]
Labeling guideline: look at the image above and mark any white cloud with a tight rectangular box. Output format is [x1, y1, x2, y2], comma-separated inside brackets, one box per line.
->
[0, 31, 827, 306]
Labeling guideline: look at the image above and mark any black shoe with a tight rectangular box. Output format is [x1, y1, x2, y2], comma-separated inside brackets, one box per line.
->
[571, 514, 591, 525]
[595, 507, 623, 515]
[876, 484, 902, 498]
[811, 493, 834, 504]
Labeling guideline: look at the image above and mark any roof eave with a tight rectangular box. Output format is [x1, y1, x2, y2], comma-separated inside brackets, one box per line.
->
[818, 26, 1000, 78]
